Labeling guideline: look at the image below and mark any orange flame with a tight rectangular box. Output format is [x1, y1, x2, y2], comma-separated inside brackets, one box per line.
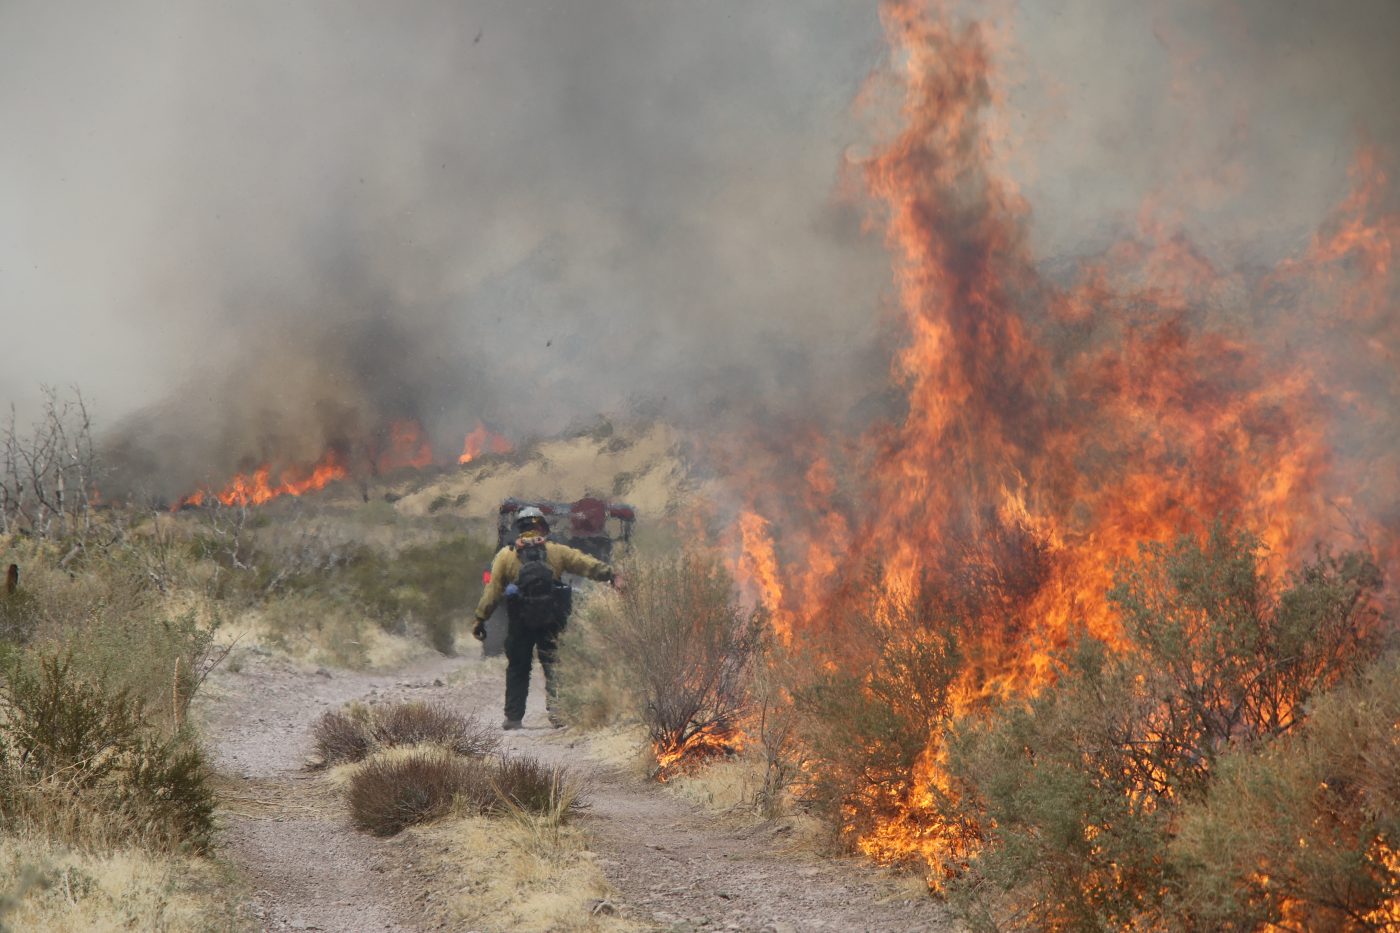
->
[178, 449, 349, 509]
[376, 420, 434, 473]
[459, 421, 513, 464]
[719, 0, 1399, 881]
[653, 726, 747, 782]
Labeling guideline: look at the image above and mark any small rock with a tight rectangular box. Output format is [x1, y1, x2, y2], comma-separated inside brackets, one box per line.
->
[315, 667, 331, 678]
[433, 678, 444, 687]
[589, 899, 616, 916]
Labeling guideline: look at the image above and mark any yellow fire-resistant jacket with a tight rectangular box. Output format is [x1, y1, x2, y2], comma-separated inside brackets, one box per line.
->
[473, 540, 612, 622]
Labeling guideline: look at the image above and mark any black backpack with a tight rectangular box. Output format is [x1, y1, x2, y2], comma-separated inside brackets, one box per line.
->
[509, 543, 573, 628]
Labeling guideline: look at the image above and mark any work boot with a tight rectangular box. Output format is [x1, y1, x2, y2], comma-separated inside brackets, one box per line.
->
[502, 718, 523, 731]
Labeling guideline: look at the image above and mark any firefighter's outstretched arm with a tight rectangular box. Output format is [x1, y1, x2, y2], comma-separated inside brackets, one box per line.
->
[553, 544, 614, 582]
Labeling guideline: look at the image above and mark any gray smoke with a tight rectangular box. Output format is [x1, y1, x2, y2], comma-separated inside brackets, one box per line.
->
[1, 1, 1397, 499]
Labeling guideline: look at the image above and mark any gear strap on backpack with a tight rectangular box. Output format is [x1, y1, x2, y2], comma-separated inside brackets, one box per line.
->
[507, 543, 573, 629]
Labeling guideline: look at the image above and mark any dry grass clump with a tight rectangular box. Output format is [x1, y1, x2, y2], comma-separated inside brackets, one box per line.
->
[492, 756, 583, 821]
[348, 750, 493, 836]
[372, 701, 500, 758]
[0, 654, 215, 853]
[416, 811, 619, 933]
[345, 748, 582, 837]
[327, 702, 578, 837]
[0, 836, 239, 932]
[311, 708, 374, 766]
[312, 701, 498, 767]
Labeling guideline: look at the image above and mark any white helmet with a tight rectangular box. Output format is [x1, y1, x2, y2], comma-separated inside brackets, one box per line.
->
[514, 506, 550, 534]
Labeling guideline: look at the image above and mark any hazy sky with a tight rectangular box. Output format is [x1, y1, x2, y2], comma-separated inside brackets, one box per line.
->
[1, 0, 1396, 490]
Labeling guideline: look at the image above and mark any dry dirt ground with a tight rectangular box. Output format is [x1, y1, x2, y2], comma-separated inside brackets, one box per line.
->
[197, 647, 956, 932]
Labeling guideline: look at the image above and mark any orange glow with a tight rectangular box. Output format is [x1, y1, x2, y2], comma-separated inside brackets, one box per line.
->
[376, 419, 434, 473]
[653, 726, 746, 782]
[720, 0, 1399, 883]
[178, 448, 349, 509]
[459, 421, 514, 464]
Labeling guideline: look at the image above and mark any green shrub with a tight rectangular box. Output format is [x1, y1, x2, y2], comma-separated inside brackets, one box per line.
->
[2, 547, 216, 725]
[347, 536, 496, 654]
[0, 589, 40, 646]
[1170, 650, 1400, 929]
[946, 525, 1384, 930]
[0, 654, 214, 852]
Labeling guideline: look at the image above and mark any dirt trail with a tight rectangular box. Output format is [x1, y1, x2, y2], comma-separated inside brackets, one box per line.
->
[199, 648, 954, 932]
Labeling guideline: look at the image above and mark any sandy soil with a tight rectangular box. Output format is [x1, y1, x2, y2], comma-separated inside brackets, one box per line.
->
[198, 647, 956, 932]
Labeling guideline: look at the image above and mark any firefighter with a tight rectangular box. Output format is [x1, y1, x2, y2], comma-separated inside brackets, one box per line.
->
[473, 506, 614, 729]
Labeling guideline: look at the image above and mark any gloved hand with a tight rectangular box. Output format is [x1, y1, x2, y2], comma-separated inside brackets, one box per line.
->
[472, 619, 487, 641]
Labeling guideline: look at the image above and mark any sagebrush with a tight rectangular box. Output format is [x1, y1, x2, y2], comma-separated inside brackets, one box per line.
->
[946, 525, 1386, 930]
[566, 553, 763, 774]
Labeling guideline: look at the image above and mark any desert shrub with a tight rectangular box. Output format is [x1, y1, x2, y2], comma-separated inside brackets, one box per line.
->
[370, 702, 499, 758]
[947, 525, 1384, 930]
[581, 553, 763, 774]
[490, 756, 582, 818]
[311, 709, 374, 766]
[347, 750, 493, 836]
[0, 654, 214, 851]
[4, 548, 217, 726]
[313, 702, 497, 767]
[1169, 649, 1400, 930]
[796, 609, 967, 865]
[554, 592, 636, 729]
[0, 588, 40, 646]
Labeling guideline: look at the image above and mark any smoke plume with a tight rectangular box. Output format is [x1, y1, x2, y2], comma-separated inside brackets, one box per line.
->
[0, 1, 1396, 501]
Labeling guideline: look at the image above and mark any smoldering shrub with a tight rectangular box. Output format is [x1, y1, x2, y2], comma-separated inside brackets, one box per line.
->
[571, 553, 764, 775]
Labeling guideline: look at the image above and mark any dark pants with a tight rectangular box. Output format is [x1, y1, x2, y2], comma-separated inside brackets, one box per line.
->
[504, 619, 560, 722]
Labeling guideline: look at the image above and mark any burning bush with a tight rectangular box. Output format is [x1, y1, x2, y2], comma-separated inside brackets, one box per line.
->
[572, 553, 764, 777]
[945, 526, 1385, 929]
[795, 608, 968, 867]
[1170, 649, 1400, 930]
